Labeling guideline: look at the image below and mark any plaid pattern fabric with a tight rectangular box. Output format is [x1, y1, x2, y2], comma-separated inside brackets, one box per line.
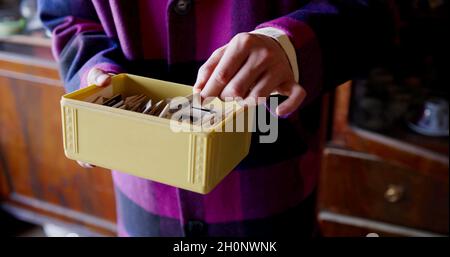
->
[38, 0, 394, 236]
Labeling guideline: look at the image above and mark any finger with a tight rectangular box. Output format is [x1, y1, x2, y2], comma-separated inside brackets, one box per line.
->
[77, 161, 95, 169]
[87, 68, 111, 87]
[243, 72, 282, 106]
[275, 82, 307, 116]
[193, 46, 227, 93]
[200, 39, 250, 98]
[219, 54, 266, 100]
[78, 162, 92, 169]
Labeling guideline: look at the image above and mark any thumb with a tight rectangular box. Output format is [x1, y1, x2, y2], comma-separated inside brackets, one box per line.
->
[275, 82, 307, 116]
[87, 68, 112, 87]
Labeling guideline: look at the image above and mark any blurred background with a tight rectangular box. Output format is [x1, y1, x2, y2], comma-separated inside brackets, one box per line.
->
[0, 0, 448, 237]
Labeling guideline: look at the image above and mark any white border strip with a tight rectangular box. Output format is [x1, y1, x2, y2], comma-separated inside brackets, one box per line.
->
[9, 193, 116, 232]
[319, 211, 445, 237]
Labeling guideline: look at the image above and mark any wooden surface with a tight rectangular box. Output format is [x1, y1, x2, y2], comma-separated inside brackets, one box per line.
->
[319, 220, 403, 237]
[318, 217, 442, 237]
[0, 34, 52, 48]
[318, 81, 449, 236]
[330, 82, 448, 178]
[0, 39, 116, 236]
[319, 148, 448, 234]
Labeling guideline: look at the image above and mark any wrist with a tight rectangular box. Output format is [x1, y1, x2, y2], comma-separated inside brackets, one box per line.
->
[250, 27, 299, 83]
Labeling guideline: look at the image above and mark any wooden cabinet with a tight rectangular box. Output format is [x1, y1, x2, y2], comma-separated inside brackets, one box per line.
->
[318, 82, 449, 236]
[0, 36, 116, 236]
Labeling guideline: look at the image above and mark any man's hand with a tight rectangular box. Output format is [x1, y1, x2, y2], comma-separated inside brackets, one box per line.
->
[193, 32, 306, 116]
[76, 68, 114, 169]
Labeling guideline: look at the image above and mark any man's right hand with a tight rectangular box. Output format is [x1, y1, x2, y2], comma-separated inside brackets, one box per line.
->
[77, 68, 114, 169]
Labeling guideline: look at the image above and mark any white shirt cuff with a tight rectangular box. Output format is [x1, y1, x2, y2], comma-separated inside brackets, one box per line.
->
[250, 27, 299, 83]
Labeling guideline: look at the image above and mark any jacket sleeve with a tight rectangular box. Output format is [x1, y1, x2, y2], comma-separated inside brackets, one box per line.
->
[257, 0, 396, 105]
[38, 0, 126, 92]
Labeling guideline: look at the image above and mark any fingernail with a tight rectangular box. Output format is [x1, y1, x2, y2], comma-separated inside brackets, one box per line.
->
[276, 107, 291, 119]
[275, 107, 284, 116]
[275, 107, 281, 116]
[193, 87, 201, 94]
[96, 74, 110, 85]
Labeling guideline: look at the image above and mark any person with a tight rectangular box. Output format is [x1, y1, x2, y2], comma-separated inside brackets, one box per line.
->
[38, 0, 395, 237]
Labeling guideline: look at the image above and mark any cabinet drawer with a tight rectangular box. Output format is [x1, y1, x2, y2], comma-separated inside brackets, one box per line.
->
[319, 219, 403, 237]
[318, 148, 449, 234]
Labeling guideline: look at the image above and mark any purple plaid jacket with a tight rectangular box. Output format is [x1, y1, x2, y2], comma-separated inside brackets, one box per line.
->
[39, 0, 394, 237]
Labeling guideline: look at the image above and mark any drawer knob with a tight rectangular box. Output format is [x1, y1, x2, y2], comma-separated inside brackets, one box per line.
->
[384, 184, 404, 203]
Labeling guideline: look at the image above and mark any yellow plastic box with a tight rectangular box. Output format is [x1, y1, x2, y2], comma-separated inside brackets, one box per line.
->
[60, 74, 252, 194]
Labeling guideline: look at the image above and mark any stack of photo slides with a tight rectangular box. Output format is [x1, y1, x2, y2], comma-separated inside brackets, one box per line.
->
[89, 93, 236, 127]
